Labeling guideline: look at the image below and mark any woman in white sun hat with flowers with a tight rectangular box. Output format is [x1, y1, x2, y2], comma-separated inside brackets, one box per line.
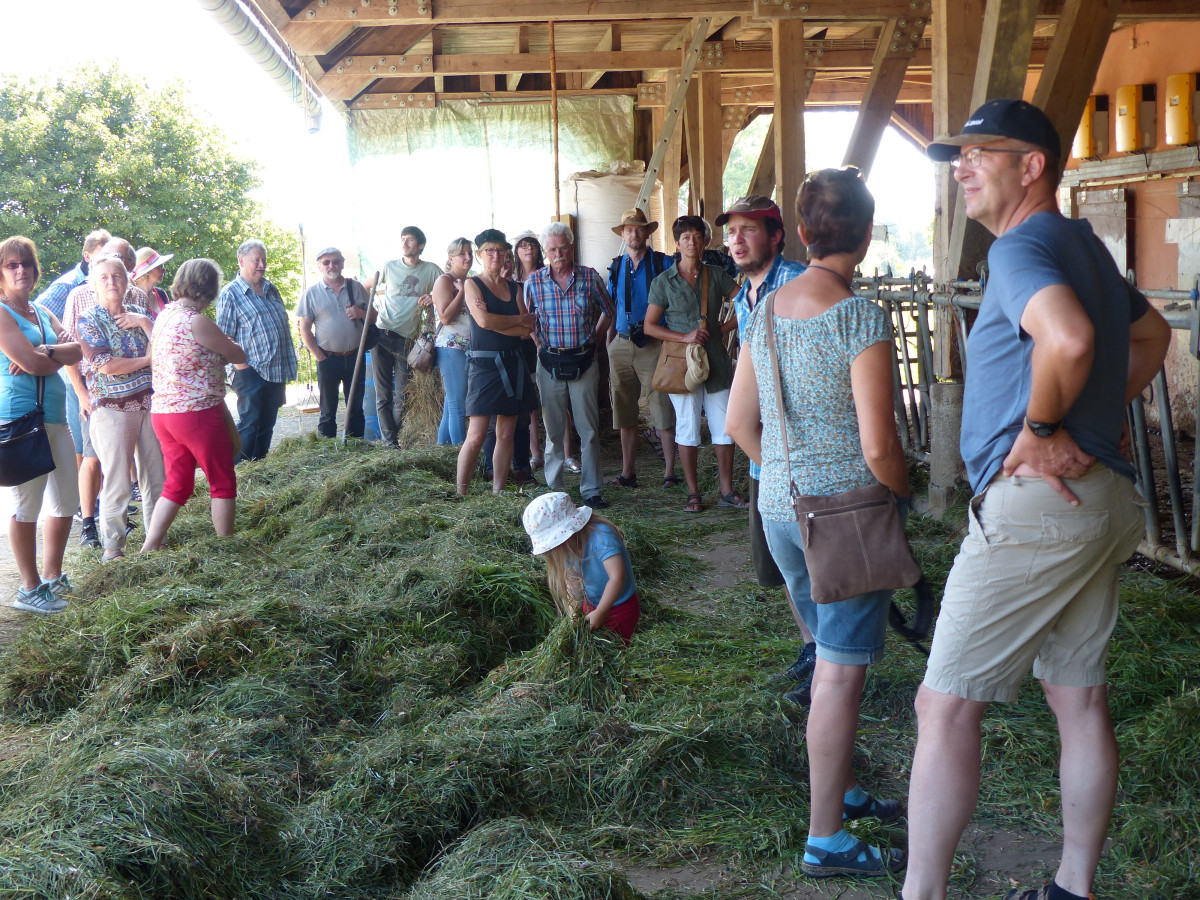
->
[522, 492, 640, 644]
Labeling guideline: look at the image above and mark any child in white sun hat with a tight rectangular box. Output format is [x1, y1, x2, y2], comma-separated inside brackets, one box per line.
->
[521, 491, 640, 643]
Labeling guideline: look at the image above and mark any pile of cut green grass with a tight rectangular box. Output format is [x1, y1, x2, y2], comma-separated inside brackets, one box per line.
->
[0, 437, 1194, 899]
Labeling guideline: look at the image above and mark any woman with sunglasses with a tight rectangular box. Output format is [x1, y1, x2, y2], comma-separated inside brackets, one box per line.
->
[0, 236, 83, 613]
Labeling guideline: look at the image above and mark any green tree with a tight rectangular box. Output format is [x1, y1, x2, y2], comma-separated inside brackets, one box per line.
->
[0, 66, 300, 305]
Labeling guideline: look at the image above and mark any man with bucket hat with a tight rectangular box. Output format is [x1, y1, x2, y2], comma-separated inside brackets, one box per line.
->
[899, 99, 1171, 900]
[604, 208, 677, 489]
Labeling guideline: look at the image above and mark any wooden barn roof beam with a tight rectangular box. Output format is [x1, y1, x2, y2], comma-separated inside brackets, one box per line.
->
[842, 16, 928, 176]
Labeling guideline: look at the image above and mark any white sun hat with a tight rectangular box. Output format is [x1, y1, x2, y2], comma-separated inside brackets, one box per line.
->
[684, 342, 710, 392]
[522, 492, 593, 555]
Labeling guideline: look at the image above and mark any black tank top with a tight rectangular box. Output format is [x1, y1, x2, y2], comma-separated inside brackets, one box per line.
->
[469, 277, 523, 353]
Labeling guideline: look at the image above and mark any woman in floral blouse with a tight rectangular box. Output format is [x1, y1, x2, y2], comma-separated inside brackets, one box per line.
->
[75, 254, 164, 561]
[140, 259, 246, 552]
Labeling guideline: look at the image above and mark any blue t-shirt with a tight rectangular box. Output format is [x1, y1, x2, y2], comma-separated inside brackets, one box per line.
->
[578, 521, 636, 608]
[961, 212, 1150, 492]
[609, 251, 673, 333]
[0, 304, 67, 424]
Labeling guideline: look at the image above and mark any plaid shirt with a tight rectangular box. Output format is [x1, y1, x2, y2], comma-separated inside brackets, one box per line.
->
[34, 262, 86, 320]
[524, 265, 614, 349]
[732, 254, 806, 480]
[216, 276, 298, 384]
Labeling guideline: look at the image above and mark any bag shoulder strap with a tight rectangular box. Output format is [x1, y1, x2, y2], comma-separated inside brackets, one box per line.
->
[764, 292, 794, 500]
[608, 255, 621, 297]
[700, 265, 710, 322]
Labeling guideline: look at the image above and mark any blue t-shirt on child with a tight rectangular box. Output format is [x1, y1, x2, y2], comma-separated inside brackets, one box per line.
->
[961, 212, 1149, 493]
[579, 522, 636, 607]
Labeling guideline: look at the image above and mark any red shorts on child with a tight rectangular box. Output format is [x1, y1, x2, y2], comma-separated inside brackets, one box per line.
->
[583, 592, 641, 644]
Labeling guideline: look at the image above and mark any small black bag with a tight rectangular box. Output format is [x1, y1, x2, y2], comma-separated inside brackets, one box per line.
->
[538, 343, 594, 381]
[0, 312, 55, 487]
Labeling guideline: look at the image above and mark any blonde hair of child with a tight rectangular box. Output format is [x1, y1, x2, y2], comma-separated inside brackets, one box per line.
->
[539, 513, 624, 614]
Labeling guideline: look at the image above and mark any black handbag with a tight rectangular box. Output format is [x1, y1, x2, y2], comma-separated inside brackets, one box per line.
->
[0, 313, 56, 487]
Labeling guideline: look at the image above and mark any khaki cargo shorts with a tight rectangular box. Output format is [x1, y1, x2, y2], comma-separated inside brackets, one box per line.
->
[924, 464, 1144, 703]
[607, 333, 674, 431]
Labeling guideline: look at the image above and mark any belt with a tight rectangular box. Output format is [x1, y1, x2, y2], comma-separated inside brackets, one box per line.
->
[467, 349, 525, 400]
[545, 342, 593, 356]
[320, 349, 356, 357]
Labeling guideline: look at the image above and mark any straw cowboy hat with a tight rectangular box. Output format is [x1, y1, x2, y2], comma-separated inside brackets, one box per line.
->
[684, 343, 710, 392]
[611, 208, 660, 237]
[522, 492, 593, 555]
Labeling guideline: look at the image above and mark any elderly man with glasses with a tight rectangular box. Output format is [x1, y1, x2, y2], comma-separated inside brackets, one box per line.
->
[296, 246, 372, 439]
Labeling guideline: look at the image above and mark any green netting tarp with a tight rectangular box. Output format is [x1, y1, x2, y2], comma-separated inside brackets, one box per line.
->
[346, 96, 633, 271]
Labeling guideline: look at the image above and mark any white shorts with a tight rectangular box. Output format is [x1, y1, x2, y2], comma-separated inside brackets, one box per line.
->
[3, 423, 79, 522]
[669, 386, 732, 447]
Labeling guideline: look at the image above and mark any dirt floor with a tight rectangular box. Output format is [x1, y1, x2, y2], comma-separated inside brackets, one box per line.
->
[0, 398, 1075, 899]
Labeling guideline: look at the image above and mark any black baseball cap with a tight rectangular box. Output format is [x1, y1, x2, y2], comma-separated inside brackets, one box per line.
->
[926, 99, 1061, 163]
[474, 228, 511, 249]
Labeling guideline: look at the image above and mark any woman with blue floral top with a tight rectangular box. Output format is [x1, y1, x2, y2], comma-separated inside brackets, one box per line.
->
[76, 254, 164, 561]
[726, 168, 910, 882]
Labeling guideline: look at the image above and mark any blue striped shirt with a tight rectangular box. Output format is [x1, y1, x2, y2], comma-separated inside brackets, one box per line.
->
[216, 276, 298, 384]
[34, 263, 86, 320]
[732, 254, 806, 479]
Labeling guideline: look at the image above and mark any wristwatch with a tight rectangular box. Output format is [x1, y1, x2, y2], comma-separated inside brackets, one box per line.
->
[1025, 416, 1061, 438]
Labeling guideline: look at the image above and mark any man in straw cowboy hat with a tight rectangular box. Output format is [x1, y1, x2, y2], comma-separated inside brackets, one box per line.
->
[899, 99, 1171, 900]
[604, 208, 677, 490]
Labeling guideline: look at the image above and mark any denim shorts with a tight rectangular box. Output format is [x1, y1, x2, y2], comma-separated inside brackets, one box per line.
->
[764, 517, 891, 665]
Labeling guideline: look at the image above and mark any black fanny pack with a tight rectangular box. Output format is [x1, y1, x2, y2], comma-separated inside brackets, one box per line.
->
[539, 343, 594, 381]
[627, 322, 647, 348]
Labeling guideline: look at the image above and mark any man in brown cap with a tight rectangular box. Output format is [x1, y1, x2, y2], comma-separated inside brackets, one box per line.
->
[604, 208, 677, 488]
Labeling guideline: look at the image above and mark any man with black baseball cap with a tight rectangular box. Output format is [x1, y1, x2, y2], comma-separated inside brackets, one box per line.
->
[900, 99, 1172, 900]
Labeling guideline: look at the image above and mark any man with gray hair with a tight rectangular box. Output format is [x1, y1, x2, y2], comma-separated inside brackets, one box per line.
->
[297, 246, 371, 439]
[523, 221, 615, 508]
[216, 239, 298, 462]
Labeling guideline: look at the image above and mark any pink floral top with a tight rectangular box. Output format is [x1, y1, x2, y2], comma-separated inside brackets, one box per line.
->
[151, 305, 227, 414]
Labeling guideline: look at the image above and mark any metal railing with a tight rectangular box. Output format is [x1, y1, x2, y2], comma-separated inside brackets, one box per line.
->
[854, 269, 1200, 576]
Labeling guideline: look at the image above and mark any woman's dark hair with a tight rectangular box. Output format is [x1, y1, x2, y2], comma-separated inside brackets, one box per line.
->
[171, 258, 224, 305]
[797, 167, 875, 260]
[671, 215, 710, 243]
[0, 235, 41, 286]
[514, 234, 544, 271]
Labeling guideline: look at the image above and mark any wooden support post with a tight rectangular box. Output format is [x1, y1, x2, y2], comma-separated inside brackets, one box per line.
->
[748, 119, 777, 199]
[684, 77, 702, 215]
[698, 71, 724, 243]
[945, 0, 1039, 283]
[662, 73, 684, 251]
[842, 18, 927, 177]
[1031, 0, 1121, 166]
[507, 25, 528, 91]
[550, 20, 561, 217]
[772, 18, 806, 254]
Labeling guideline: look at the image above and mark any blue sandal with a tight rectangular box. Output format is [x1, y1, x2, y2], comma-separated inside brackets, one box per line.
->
[844, 792, 904, 823]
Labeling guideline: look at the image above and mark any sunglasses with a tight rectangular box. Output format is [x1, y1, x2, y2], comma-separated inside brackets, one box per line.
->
[2, 261, 36, 272]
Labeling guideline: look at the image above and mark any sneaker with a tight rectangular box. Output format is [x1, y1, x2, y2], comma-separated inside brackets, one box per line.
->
[80, 520, 100, 549]
[783, 680, 812, 707]
[801, 840, 904, 879]
[130, 482, 141, 502]
[43, 574, 73, 602]
[13, 583, 67, 614]
[779, 643, 817, 683]
[565, 457, 582, 474]
[843, 792, 904, 823]
[583, 494, 610, 510]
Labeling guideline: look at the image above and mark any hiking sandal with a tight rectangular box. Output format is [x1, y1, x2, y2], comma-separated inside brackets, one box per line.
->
[684, 493, 704, 513]
[843, 793, 904, 824]
[801, 840, 904, 878]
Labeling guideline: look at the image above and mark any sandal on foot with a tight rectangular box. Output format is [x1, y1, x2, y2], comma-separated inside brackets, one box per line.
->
[609, 473, 639, 488]
[662, 474, 682, 488]
[684, 493, 704, 513]
[844, 793, 904, 824]
[800, 840, 904, 879]
[1005, 886, 1093, 900]
[718, 491, 749, 508]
